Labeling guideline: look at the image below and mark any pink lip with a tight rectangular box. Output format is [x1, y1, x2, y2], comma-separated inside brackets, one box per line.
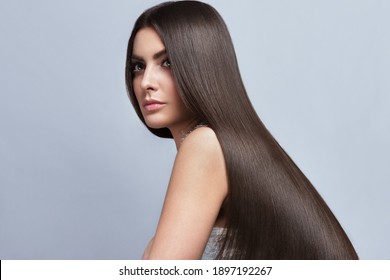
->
[142, 99, 166, 112]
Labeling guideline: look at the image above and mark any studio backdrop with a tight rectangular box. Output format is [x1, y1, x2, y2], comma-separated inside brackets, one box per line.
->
[0, 0, 389, 259]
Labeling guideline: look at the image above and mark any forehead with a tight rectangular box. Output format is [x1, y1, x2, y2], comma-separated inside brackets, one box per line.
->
[132, 28, 165, 56]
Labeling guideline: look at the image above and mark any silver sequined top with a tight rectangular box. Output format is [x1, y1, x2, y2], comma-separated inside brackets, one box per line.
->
[201, 227, 226, 260]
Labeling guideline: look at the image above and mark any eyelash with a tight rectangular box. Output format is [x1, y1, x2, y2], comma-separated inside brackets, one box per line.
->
[130, 59, 171, 74]
[162, 59, 171, 68]
[131, 62, 144, 73]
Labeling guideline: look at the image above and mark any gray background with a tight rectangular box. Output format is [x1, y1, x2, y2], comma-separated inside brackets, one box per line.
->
[0, 0, 389, 259]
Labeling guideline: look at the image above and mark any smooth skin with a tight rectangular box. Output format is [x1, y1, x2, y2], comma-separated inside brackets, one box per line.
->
[131, 28, 228, 259]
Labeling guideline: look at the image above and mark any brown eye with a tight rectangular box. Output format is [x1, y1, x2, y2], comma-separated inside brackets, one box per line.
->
[162, 59, 171, 68]
[131, 63, 144, 73]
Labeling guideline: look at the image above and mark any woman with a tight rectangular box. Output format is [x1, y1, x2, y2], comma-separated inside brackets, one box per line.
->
[125, 1, 358, 259]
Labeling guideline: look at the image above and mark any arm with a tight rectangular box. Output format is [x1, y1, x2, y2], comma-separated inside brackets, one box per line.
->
[146, 127, 228, 259]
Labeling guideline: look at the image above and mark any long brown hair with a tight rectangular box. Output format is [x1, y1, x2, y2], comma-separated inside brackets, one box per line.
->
[125, 1, 358, 259]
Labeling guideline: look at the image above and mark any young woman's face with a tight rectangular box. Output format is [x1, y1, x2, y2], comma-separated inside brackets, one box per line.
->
[131, 28, 195, 131]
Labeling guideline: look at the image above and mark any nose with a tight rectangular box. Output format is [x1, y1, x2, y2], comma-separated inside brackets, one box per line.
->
[140, 65, 157, 92]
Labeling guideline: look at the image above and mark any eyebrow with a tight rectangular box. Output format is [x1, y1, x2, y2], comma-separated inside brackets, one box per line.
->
[131, 49, 167, 61]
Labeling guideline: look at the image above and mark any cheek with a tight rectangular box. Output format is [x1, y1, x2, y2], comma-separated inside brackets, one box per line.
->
[161, 74, 179, 97]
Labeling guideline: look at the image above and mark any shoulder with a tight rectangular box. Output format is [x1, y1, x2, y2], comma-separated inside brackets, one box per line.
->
[178, 126, 223, 159]
[171, 125, 228, 199]
[169, 125, 228, 198]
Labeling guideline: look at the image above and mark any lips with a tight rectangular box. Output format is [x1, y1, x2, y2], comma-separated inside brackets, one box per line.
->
[142, 99, 166, 112]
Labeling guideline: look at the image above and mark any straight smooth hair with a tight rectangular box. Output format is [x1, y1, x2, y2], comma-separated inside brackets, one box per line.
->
[125, 1, 358, 259]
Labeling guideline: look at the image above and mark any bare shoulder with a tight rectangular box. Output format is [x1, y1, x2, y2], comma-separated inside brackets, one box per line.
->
[176, 126, 227, 182]
[174, 126, 227, 194]
[179, 126, 223, 159]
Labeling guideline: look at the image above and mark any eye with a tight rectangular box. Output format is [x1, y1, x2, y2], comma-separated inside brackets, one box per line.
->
[162, 59, 171, 68]
[130, 62, 144, 73]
